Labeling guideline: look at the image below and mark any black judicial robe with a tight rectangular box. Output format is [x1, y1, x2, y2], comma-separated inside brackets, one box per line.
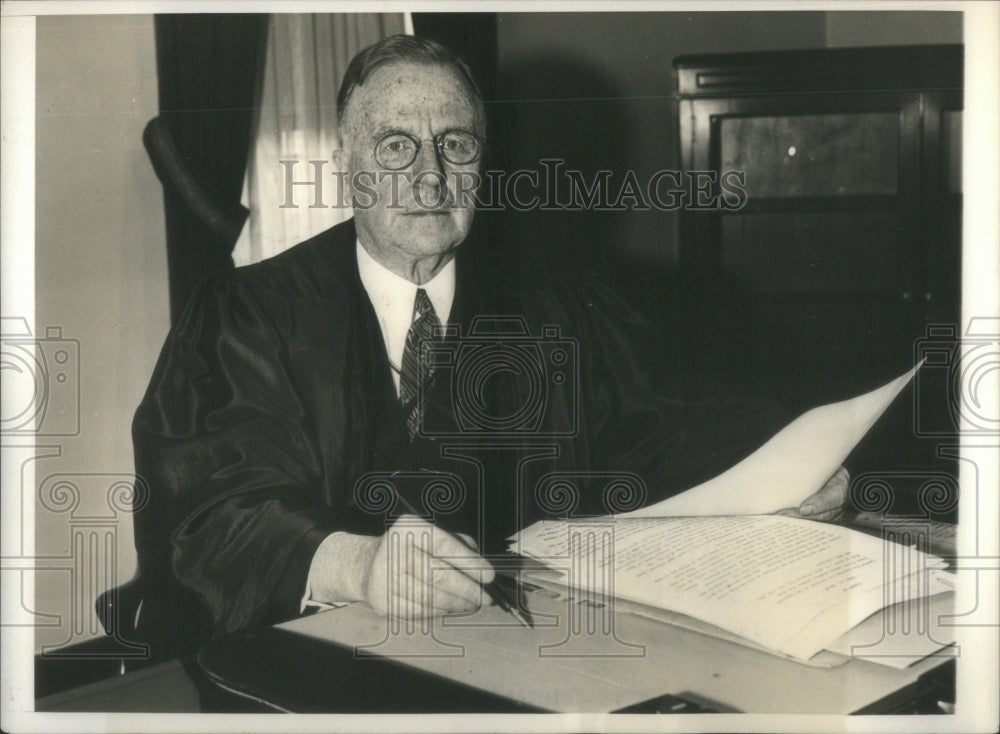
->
[131, 218, 785, 658]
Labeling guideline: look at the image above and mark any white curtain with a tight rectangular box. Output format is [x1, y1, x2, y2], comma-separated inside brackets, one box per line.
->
[233, 13, 410, 266]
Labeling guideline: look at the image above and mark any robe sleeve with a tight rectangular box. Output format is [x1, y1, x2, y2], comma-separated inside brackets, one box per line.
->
[517, 277, 788, 510]
[132, 275, 340, 642]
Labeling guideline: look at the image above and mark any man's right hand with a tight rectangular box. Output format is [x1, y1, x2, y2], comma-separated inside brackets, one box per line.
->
[306, 515, 495, 620]
[364, 515, 495, 618]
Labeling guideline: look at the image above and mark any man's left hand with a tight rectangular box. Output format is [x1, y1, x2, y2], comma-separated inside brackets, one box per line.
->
[776, 466, 850, 522]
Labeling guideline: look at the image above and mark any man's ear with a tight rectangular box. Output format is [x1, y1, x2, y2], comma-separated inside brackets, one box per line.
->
[332, 147, 352, 205]
[332, 145, 347, 173]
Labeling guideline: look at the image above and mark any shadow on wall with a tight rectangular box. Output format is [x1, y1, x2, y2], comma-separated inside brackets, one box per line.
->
[496, 53, 638, 279]
[493, 52, 691, 382]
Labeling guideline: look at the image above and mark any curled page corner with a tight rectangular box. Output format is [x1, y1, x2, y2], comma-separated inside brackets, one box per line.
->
[618, 361, 925, 519]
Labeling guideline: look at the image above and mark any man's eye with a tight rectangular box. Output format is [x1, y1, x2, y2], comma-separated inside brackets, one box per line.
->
[443, 136, 471, 152]
[439, 133, 478, 160]
[385, 140, 412, 153]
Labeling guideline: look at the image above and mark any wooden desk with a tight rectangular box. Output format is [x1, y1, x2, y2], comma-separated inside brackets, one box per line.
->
[36, 660, 200, 713]
[36, 573, 957, 714]
[252, 594, 954, 714]
[35, 621, 954, 715]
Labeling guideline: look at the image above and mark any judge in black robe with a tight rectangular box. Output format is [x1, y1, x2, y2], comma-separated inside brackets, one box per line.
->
[131, 217, 788, 658]
[131, 34, 841, 661]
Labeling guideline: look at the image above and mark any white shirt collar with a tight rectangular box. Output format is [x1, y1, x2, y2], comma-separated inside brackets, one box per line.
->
[356, 240, 455, 394]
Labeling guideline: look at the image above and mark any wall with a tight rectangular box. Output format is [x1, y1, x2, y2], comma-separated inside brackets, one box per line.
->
[33, 14, 168, 654]
[495, 12, 825, 289]
[825, 11, 962, 47]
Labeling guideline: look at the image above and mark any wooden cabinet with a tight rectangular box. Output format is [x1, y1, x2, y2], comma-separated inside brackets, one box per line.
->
[674, 46, 962, 422]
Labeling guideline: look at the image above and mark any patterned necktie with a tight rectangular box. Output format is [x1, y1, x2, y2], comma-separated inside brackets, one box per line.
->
[399, 288, 440, 438]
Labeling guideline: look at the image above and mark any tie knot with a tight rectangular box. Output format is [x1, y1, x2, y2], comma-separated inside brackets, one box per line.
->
[413, 288, 436, 321]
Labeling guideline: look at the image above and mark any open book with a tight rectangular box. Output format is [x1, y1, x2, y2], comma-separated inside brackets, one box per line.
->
[509, 365, 955, 663]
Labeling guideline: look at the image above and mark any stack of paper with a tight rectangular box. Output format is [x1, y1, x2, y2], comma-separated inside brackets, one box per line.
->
[508, 365, 956, 664]
[510, 514, 952, 661]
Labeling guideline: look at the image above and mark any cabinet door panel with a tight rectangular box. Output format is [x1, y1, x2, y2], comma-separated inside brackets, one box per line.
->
[720, 113, 899, 198]
[720, 211, 904, 294]
[674, 45, 962, 479]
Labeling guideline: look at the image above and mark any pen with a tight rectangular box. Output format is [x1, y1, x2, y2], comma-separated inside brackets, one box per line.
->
[391, 489, 533, 628]
[487, 573, 534, 629]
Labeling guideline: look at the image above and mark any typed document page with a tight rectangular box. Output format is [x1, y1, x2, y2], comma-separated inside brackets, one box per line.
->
[512, 514, 945, 660]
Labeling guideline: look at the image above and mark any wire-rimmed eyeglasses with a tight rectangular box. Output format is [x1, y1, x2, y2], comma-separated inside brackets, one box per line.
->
[374, 129, 483, 170]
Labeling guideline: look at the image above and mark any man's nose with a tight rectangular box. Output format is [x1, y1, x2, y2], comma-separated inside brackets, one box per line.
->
[411, 141, 447, 201]
[412, 140, 445, 178]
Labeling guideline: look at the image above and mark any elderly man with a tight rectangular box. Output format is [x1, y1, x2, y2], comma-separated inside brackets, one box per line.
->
[132, 35, 847, 659]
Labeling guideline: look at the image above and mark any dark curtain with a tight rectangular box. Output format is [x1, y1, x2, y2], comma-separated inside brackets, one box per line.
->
[154, 14, 268, 322]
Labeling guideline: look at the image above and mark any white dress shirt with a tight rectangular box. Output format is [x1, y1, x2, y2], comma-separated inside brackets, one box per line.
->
[355, 240, 455, 396]
[302, 241, 456, 611]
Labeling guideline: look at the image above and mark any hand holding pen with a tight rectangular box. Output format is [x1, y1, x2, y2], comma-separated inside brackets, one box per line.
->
[364, 505, 532, 628]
